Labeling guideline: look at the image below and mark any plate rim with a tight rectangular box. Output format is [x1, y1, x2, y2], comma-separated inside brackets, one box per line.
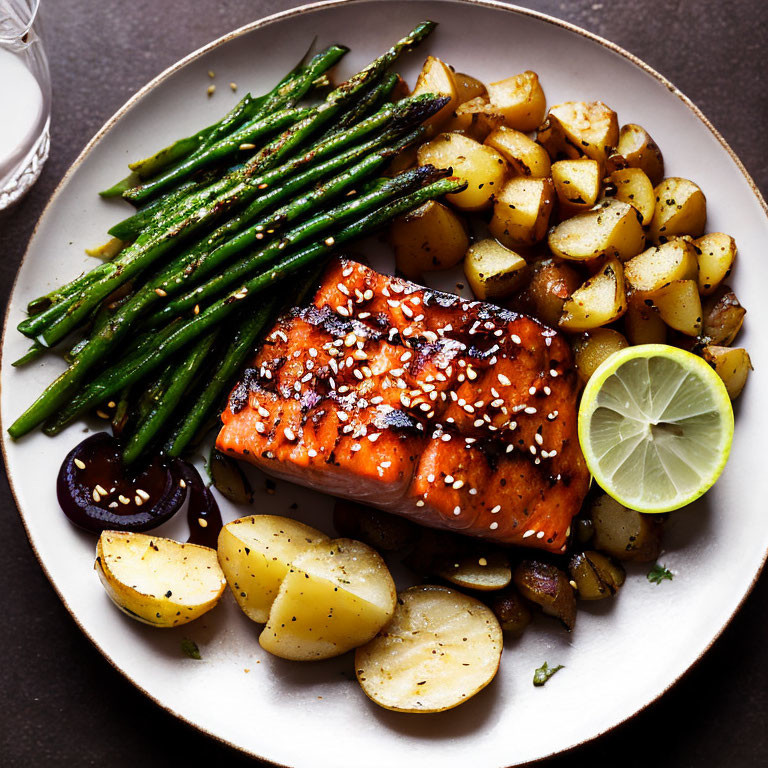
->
[2, 1, 767, 765]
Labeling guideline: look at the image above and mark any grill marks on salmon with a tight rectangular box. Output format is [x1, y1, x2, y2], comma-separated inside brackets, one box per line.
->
[217, 258, 589, 553]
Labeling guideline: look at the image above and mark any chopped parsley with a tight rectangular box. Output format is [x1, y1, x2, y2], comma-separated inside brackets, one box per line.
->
[533, 662, 563, 687]
[181, 638, 202, 660]
[647, 563, 674, 585]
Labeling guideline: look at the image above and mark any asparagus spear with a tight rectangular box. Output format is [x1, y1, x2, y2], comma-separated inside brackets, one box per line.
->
[22, 172, 464, 439]
[121, 330, 219, 464]
[122, 45, 348, 204]
[164, 300, 276, 457]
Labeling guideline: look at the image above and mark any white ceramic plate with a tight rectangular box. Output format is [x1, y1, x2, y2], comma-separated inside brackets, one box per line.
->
[3, 1, 767, 766]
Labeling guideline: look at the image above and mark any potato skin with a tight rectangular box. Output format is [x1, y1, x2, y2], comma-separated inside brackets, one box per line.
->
[513, 560, 577, 630]
[514, 258, 581, 328]
[701, 285, 745, 345]
[484, 126, 551, 178]
[464, 238, 528, 300]
[411, 55, 458, 128]
[568, 551, 625, 600]
[702, 345, 752, 399]
[390, 200, 469, 278]
[488, 588, 532, 634]
[572, 328, 629, 382]
[559, 257, 627, 332]
[539, 101, 619, 165]
[487, 70, 547, 132]
[695, 232, 736, 295]
[589, 494, 663, 562]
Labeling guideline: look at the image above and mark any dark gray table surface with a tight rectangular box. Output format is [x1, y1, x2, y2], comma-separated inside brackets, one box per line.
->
[1, 1, 766, 765]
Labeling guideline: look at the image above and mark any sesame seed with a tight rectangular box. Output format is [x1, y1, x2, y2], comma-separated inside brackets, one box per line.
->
[74, 458, 86, 470]
[453, 480, 464, 489]
[497, 373, 511, 386]
[491, 505, 501, 514]
[511, 334, 522, 344]
[441, 434, 451, 442]
[180, 479, 187, 489]
[380, 460, 391, 468]
[416, 499, 425, 507]
[453, 506, 461, 516]
[255, 422, 265, 434]
[351, 444, 361, 452]
[207, 84, 216, 96]
[489, 522, 499, 530]
[469, 488, 478, 495]
[544, 386, 552, 395]
[92, 489, 101, 502]
[528, 386, 537, 396]
[95, 484, 108, 497]
[96, 410, 110, 419]
[525, 407, 537, 415]
[134, 496, 144, 506]
[523, 530, 535, 538]
[427, 474, 435, 483]
[530, 446, 537, 455]
[550, 369, 559, 377]
[136, 488, 150, 501]
[536, 531, 545, 539]
[535, 433, 544, 446]
[230, 81, 237, 91]
[239, 143, 256, 151]
[473, 419, 484, 428]
[466, 367, 478, 380]
[108, 502, 118, 509]
[506, 444, 514, 453]
[337, 306, 350, 317]
[445, 475, 454, 484]
[324, 236, 335, 247]
[194, 304, 200, 315]
[118, 495, 130, 505]
[569, 580, 578, 589]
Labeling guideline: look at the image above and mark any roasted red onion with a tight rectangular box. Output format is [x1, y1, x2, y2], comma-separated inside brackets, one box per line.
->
[57, 432, 186, 533]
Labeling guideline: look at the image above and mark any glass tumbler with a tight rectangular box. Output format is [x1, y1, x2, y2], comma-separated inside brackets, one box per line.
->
[0, 0, 51, 209]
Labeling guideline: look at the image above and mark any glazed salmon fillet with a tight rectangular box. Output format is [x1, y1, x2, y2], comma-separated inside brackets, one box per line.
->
[217, 257, 589, 553]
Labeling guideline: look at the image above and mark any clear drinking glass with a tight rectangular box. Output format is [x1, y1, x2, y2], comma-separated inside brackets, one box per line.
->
[0, 0, 51, 209]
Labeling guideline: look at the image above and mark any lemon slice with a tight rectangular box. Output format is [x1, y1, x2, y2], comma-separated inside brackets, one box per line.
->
[578, 344, 734, 513]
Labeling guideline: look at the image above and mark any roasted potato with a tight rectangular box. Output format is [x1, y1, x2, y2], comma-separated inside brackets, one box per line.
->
[390, 200, 469, 278]
[568, 551, 625, 600]
[648, 177, 707, 243]
[513, 560, 576, 630]
[608, 167, 655, 225]
[355, 585, 503, 712]
[624, 292, 667, 344]
[488, 588, 532, 635]
[589, 494, 663, 562]
[551, 158, 601, 216]
[95, 531, 226, 627]
[218, 515, 329, 623]
[572, 328, 629, 382]
[486, 70, 546, 132]
[695, 232, 737, 295]
[464, 238, 528, 300]
[411, 55, 458, 127]
[444, 97, 504, 142]
[559, 257, 627, 332]
[616, 123, 664, 185]
[515, 258, 582, 327]
[435, 550, 512, 591]
[484, 126, 551, 178]
[260, 538, 396, 661]
[538, 101, 619, 165]
[701, 286, 746, 345]
[548, 199, 645, 262]
[702, 345, 752, 399]
[489, 176, 555, 247]
[653, 279, 702, 335]
[454, 71, 487, 103]
[333, 500, 417, 552]
[624, 238, 699, 294]
[417, 132, 508, 210]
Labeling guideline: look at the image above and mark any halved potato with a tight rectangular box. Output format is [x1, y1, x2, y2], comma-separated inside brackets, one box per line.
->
[608, 167, 655, 225]
[390, 200, 469, 278]
[701, 286, 746, 345]
[568, 551, 625, 600]
[454, 71, 487, 103]
[444, 97, 504, 142]
[515, 258, 582, 327]
[260, 538, 396, 661]
[417, 132, 508, 210]
[435, 551, 512, 591]
[624, 292, 667, 344]
[572, 328, 629, 382]
[559, 257, 627, 331]
[648, 177, 707, 243]
[548, 199, 645, 262]
[695, 232, 737, 295]
[701, 345, 752, 399]
[551, 158, 601, 216]
[538, 101, 619, 165]
[489, 176, 554, 247]
[616, 123, 664, 185]
[589, 494, 663, 562]
[96, 531, 226, 627]
[624, 238, 698, 294]
[355, 585, 503, 712]
[486, 70, 546, 132]
[653, 279, 702, 335]
[513, 560, 576, 630]
[484, 126, 551, 178]
[217, 515, 328, 623]
[411, 55, 458, 127]
[464, 238, 528, 300]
